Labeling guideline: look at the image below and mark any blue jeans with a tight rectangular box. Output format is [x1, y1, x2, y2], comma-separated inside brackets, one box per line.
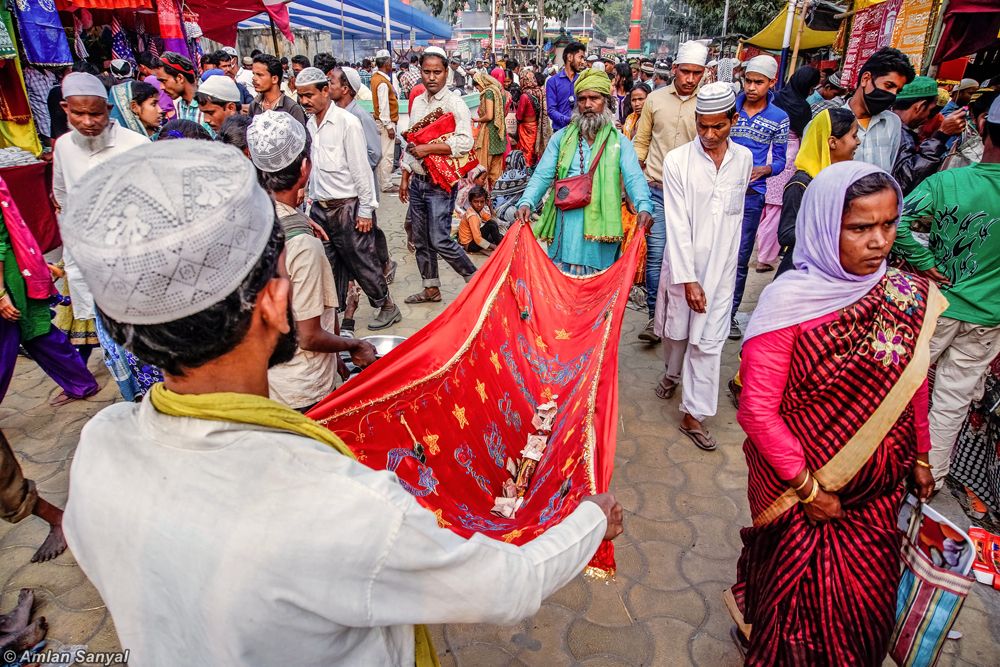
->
[644, 184, 666, 319]
[731, 190, 766, 317]
[408, 173, 476, 288]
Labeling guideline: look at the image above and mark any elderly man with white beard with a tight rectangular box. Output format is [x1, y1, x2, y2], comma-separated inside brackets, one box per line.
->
[516, 69, 653, 275]
[52, 72, 148, 373]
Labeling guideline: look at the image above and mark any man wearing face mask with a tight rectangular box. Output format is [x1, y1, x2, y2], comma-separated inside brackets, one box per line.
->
[844, 47, 915, 171]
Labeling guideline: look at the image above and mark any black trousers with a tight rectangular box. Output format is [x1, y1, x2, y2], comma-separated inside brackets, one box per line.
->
[310, 198, 389, 309]
[373, 210, 390, 267]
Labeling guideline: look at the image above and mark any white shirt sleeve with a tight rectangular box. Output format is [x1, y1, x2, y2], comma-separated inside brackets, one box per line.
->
[344, 115, 378, 217]
[376, 79, 393, 129]
[368, 500, 606, 626]
[662, 150, 698, 284]
[446, 93, 475, 157]
[52, 144, 68, 212]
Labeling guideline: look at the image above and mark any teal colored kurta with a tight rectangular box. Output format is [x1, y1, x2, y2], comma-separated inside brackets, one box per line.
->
[0, 212, 51, 341]
[518, 127, 654, 273]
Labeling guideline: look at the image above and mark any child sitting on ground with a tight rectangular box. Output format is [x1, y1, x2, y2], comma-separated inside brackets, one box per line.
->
[458, 186, 503, 255]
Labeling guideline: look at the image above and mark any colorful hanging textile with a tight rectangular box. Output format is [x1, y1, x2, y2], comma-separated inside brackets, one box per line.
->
[0, 5, 41, 155]
[309, 221, 645, 576]
[111, 16, 136, 65]
[0, 4, 16, 59]
[10, 0, 73, 66]
[157, 0, 189, 57]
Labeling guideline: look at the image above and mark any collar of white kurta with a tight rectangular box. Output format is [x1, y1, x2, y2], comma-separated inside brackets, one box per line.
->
[691, 135, 738, 169]
[310, 104, 348, 132]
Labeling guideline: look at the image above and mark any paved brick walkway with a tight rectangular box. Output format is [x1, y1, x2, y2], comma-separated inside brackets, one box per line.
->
[1, 196, 998, 665]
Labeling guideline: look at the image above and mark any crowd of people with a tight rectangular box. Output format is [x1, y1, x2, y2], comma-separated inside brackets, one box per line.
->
[1, 34, 999, 666]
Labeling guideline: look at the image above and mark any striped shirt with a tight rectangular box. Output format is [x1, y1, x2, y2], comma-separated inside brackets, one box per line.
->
[843, 103, 901, 172]
[732, 93, 789, 194]
[173, 96, 215, 137]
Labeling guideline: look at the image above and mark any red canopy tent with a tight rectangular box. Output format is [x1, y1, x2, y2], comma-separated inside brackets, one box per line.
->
[934, 0, 1000, 64]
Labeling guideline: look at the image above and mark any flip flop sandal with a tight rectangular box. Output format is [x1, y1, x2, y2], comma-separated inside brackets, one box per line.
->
[655, 376, 678, 400]
[404, 291, 442, 305]
[679, 426, 718, 451]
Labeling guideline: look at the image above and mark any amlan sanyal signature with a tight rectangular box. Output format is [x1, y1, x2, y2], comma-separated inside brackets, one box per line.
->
[2, 648, 129, 665]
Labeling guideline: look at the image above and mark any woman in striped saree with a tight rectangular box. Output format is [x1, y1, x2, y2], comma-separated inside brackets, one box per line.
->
[730, 162, 942, 665]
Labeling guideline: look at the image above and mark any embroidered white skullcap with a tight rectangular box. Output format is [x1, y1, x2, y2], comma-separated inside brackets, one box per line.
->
[63, 72, 108, 99]
[294, 66, 328, 88]
[198, 74, 241, 102]
[422, 46, 447, 61]
[60, 140, 275, 325]
[745, 55, 779, 80]
[675, 40, 709, 67]
[221, 46, 238, 57]
[375, 49, 391, 59]
[247, 110, 307, 173]
[340, 65, 363, 93]
[696, 81, 737, 114]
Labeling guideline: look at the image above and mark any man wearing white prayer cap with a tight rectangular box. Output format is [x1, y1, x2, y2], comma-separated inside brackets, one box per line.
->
[653, 81, 753, 451]
[53, 72, 149, 373]
[631, 39, 709, 344]
[296, 66, 402, 330]
[195, 74, 241, 132]
[247, 111, 379, 409]
[328, 64, 398, 286]
[60, 138, 623, 667]
[727, 53, 789, 339]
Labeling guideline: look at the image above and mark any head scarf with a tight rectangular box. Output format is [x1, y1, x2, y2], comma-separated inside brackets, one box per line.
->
[774, 66, 821, 137]
[794, 109, 834, 178]
[109, 81, 151, 137]
[744, 161, 903, 341]
[473, 71, 507, 145]
[574, 68, 612, 97]
[490, 67, 506, 87]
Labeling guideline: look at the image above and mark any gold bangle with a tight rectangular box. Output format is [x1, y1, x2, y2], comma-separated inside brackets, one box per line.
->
[800, 479, 820, 504]
[792, 474, 812, 492]
[915, 459, 932, 469]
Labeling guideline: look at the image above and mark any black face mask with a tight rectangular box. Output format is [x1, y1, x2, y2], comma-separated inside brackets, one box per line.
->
[863, 85, 896, 116]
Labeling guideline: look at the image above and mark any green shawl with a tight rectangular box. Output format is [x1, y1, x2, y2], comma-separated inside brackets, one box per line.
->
[534, 122, 622, 243]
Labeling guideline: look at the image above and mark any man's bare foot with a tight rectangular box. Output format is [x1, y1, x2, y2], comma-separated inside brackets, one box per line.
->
[5, 616, 47, 651]
[48, 390, 76, 407]
[31, 524, 67, 563]
[0, 589, 33, 634]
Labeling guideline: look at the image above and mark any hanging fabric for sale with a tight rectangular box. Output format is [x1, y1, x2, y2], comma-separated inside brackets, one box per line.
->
[309, 220, 646, 577]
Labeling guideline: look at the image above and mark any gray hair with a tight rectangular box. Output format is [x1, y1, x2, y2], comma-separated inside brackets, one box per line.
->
[571, 102, 616, 142]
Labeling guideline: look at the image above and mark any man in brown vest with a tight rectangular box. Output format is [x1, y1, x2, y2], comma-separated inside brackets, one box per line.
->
[371, 49, 399, 193]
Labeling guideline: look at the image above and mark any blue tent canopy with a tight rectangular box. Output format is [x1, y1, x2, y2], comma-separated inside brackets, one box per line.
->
[240, 0, 452, 40]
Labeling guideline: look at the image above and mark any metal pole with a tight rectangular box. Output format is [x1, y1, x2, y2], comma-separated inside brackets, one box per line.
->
[384, 0, 392, 52]
[490, 0, 497, 58]
[340, 0, 346, 57]
[777, 0, 797, 87]
[721, 0, 730, 41]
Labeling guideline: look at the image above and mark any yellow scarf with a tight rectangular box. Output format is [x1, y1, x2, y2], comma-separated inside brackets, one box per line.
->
[794, 108, 833, 178]
[149, 384, 440, 667]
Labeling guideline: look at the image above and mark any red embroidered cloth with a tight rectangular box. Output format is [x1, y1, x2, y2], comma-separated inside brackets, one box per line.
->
[309, 221, 644, 575]
[402, 109, 479, 192]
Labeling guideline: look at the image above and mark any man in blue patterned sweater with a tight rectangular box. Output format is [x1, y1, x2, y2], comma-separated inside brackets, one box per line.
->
[728, 54, 789, 339]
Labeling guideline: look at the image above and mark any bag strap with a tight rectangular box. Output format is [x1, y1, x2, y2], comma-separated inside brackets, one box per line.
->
[587, 138, 609, 176]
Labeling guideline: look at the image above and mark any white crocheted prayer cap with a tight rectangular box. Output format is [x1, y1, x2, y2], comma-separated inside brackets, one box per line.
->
[295, 66, 328, 87]
[745, 55, 779, 80]
[247, 110, 307, 173]
[696, 81, 737, 114]
[675, 40, 709, 67]
[198, 74, 241, 102]
[63, 72, 107, 99]
[61, 140, 275, 325]
[340, 66, 363, 93]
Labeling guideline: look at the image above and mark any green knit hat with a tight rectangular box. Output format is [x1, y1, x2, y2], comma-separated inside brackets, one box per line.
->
[896, 76, 939, 101]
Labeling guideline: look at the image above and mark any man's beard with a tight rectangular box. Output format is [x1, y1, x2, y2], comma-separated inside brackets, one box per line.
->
[267, 304, 299, 369]
[71, 126, 112, 153]
[571, 105, 615, 141]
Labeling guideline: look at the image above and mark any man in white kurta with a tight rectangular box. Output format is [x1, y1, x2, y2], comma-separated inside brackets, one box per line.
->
[61, 140, 624, 667]
[52, 73, 149, 325]
[653, 83, 753, 450]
